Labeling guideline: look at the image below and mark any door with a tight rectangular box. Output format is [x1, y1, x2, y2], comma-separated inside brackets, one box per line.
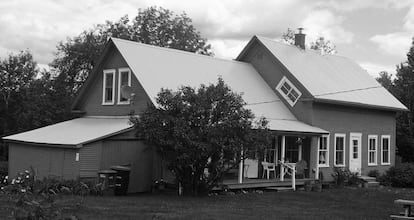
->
[349, 133, 362, 174]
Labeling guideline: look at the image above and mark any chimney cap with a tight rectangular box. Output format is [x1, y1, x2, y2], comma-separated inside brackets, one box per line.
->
[297, 27, 304, 34]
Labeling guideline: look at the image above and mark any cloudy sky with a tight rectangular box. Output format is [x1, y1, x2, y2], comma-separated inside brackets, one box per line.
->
[1, 0, 413, 77]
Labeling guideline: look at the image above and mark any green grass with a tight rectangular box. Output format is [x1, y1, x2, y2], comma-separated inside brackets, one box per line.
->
[1, 187, 413, 219]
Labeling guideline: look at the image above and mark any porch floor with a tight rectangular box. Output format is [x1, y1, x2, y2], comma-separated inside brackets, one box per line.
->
[214, 178, 314, 190]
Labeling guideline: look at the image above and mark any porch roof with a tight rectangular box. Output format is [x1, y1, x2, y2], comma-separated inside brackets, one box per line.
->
[2, 117, 133, 147]
[267, 119, 328, 135]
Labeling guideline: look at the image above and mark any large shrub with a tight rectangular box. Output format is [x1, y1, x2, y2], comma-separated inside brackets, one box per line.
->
[379, 163, 414, 187]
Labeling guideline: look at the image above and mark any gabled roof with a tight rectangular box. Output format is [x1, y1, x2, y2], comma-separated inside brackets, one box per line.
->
[238, 36, 407, 111]
[110, 38, 327, 134]
[3, 117, 133, 146]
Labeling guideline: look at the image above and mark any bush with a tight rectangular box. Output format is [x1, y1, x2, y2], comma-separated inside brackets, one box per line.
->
[379, 163, 414, 187]
[367, 170, 380, 178]
[332, 167, 351, 187]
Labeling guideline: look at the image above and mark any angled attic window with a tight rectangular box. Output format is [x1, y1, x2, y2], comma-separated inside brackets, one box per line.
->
[102, 69, 115, 105]
[276, 76, 302, 106]
[118, 67, 131, 105]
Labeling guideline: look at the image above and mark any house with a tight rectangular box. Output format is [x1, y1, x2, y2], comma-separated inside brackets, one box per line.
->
[3, 31, 406, 192]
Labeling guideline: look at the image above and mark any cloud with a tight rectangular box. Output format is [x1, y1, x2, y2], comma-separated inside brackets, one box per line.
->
[208, 38, 248, 59]
[370, 32, 412, 58]
[358, 61, 397, 77]
[301, 10, 354, 44]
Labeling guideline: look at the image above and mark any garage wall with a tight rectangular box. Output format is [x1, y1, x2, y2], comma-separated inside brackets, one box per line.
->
[101, 140, 156, 193]
[8, 143, 79, 180]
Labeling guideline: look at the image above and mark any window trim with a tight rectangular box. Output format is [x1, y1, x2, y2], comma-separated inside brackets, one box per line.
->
[381, 135, 391, 165]
[117, 67, 132, 105]
[276, 76, 302, 106]
[318, 134, 330, 167]
[102, 69, 116, 105]
[367, 135, 378, 166]
[334, 133, 346, 167]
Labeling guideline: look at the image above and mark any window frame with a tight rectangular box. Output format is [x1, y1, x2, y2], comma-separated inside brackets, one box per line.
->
[318, 134, 330, 167]
[117, 67, 132, 105]
[276, 76, 302, 106]
[381, 135, 391, 165]
[334, 133, 346, 167]
[367, 135, 378, 166]
[102, 69, 116, 105]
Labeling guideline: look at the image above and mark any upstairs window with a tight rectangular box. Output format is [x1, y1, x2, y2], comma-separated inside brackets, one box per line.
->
[381, 135, 391, 165]
[118, 68, 132, 104]
[102, 69, 115, 105]
[276, 76, 302, 106]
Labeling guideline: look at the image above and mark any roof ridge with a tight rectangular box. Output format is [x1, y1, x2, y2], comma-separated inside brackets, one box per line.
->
[110, 37, 252, 66]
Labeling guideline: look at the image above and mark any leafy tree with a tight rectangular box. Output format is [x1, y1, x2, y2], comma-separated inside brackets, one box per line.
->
[51, 6, 212, 97]
[376, 71, 394, 92]
[130, 78, 271, 195]
[281, 28, 337, 54]
[392, 38, 414, 162]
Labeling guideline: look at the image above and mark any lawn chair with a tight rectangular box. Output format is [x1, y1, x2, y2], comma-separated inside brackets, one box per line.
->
[261, 162, 276, 179]
[295, 160, 307, 179]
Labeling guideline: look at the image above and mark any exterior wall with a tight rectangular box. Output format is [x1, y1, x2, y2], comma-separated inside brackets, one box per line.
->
[8, 143, 79, 180]
[238, 41, 314, 124]
[77, 47, 152, 116]
[312, 103, 396, 180]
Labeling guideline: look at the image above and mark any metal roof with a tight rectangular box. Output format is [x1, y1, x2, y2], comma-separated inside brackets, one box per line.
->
[255, 36, 407, 111]
[3, 117, 132, 146]
[111, 38, 327, 134]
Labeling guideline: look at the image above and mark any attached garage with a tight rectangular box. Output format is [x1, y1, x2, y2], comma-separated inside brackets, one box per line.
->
[3, 117, 161, 193]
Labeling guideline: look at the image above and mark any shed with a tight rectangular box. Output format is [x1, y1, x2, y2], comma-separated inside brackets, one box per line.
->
[3, 117, 158, 193]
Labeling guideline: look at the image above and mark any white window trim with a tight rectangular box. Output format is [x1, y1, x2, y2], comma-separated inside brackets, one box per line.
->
[367, 135, 378, 166]
[381, 135, 391, 165]
[102, 69, 116, 105]
[117, 67, 132, 105]
[334, 133, 346, 167]
[318, 134, 330, 167]
[275, 76, 302, 106]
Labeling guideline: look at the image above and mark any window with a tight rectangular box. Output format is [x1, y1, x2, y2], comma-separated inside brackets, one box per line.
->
[334, 134, 346, 167]
[381, 135, 391, 165]
[276, 76, 302, 106]
[118, 68, 132, 104]
[368, 135, 378, 166]
[102, 69, 115, 105]
[318, 135, 329, 167]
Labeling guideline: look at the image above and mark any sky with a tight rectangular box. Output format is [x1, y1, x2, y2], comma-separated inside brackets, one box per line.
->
[1, 0, 414, 77]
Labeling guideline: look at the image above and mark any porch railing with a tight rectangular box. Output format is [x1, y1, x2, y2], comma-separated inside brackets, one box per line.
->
[278, 160, 296, 191]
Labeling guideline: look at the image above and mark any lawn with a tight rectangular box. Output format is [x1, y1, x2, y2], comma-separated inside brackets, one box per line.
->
[0, 187, 412, 219]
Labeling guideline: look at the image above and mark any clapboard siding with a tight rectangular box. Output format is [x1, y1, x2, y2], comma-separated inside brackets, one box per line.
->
[79, 142, 102, 178]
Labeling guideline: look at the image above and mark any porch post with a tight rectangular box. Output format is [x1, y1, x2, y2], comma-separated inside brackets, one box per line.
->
[280, 135, 286, 181]
[238, 149, 243, 184]
[315, 137, 320, 180]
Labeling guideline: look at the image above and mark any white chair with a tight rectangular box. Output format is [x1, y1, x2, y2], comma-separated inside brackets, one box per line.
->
[261, 162, 276, 179]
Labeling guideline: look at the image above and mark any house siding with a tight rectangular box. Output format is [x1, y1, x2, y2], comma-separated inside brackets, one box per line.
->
[8, 143, 79, 179]
[77, 47, 152, 116]
[238, 41, 314, 124]
[312, 102, 396, 180]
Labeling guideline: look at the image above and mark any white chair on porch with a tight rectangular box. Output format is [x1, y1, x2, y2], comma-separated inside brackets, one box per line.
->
[261, 162, 276, 179]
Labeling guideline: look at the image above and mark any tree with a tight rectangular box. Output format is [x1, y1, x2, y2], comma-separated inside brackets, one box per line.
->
[281, 28, 337, 54]
[51, 6, 212, 97]
[391, 38, 414, 162]
[130, 78, 271, 195]
[376, 71, 394, 92]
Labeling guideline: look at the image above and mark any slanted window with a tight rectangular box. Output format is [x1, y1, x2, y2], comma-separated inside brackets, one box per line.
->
[381, 135, 391, 165]
[368, 135, 378, 166]
[118, 68, 132, 104]
[334, 134, 346, 167]
[102, 69, 115, 105]
[276, 76, 302, 106]
[318, 135, 329, 167]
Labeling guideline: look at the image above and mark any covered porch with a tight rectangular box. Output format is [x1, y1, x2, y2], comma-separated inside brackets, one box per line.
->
[220, 129, 328, 190]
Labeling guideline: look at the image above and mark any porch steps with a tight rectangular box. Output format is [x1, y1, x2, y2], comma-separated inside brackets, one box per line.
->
[359, 176, 380, 188]
[265, 186, 293, 192]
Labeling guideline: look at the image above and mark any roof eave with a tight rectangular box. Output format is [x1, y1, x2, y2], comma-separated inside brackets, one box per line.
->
[314, 98, 408, 112]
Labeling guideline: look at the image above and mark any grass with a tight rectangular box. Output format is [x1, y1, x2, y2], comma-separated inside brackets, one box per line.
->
[1, 187, 413, 219]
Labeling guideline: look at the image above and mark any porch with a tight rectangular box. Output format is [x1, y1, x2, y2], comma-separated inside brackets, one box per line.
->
[220, 134, 326, 190]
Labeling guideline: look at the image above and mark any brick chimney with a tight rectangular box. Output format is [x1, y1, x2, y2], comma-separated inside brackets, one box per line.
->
[294, 28, 306, 49]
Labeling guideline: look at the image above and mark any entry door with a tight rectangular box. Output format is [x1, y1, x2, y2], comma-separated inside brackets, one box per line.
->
[349, 133, 362, 174]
